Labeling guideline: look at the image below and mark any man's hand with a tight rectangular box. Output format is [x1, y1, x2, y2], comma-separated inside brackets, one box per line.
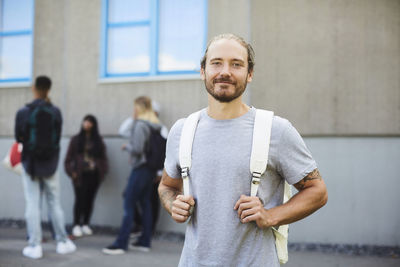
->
[159, 170, 195, 223]
[234, 168, 328, 229]
[234, 195, 273, 229]
[171, 195, 195, 223]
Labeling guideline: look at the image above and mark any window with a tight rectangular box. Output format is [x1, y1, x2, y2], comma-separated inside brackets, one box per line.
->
[101, 0, 207, 78]
[0, 0, 34, 83]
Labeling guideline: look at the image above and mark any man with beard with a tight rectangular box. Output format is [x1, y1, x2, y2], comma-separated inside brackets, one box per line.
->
[158, 33, 328, 266]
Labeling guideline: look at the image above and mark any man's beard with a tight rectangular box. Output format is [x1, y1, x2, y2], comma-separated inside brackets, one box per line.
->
[204, 75, 248, 103]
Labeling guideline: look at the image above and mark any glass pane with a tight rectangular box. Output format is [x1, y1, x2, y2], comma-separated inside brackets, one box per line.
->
[108, 0, 150, 23]
[158, 0, 206, 72]
[1, 0, 33, 31]
[107, 26, 150, 73]
[0, 35, 32, 79]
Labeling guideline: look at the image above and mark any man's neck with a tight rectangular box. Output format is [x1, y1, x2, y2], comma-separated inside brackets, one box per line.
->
[33, 92, 47, 100]
[207, 95, 250, 120]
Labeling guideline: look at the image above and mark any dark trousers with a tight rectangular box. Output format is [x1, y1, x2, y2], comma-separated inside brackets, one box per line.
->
[73, 170, 100, 225]
[134, 180, 161, 233]
[113, 165, 155, 249]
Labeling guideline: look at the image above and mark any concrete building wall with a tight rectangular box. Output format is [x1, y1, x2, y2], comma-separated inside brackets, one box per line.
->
[0, 0, 399, 247]
[37, 0, 207, 136]
[290, 137, 400, 246]
[1, 0, 398, 136]
[1, 136, 399, 246]
[251, 0, 400, 135]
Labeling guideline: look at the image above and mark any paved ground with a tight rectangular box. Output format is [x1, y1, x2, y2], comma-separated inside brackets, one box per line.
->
[0, 227, 399, 267]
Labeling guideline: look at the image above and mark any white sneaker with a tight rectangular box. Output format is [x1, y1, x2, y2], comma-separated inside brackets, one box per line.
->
[72, 225, 83, 237]
[56, 239, 77, 254]
[81, 225, 93, 235]
[22, 245, 43, 259]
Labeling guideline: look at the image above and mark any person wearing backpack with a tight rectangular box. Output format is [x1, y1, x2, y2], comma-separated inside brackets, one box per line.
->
[103, 96, 164, 255]
[15, 76, 76, 259]
[118, 100, 168, 241]
[64, 114, 108, 237]
[158, 34, 328, 266]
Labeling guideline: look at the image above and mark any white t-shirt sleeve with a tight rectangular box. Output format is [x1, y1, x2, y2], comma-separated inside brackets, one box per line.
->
[277, 121, 317, 185]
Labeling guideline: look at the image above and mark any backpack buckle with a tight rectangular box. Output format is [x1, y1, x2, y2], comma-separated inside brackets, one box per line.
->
[181, 167, 189, 179]
[181, 167, 191, 196]
[251, 172, 261, 185]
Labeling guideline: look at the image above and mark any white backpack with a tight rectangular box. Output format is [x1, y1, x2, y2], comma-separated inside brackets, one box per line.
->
[179, 109, 291, 264]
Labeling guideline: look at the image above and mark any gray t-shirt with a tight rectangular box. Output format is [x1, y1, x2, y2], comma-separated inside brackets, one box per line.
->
[165, 107, 317, 267]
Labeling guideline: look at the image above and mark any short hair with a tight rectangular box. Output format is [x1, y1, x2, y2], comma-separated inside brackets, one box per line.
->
[35, 76, 52, 91]
[200, 33, 255, 73]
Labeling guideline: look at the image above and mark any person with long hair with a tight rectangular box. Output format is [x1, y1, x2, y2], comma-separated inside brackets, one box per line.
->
[118, 100, 169, 239]
[64, 115, 108, 237]
[103, 96, 162, 255]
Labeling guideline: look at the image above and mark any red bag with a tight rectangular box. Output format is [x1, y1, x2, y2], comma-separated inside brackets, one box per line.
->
[9, 142, 22, 166]
[2, 142, 23, 175]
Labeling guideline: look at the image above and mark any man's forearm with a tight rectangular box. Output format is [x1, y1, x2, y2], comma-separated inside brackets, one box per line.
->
[261, 169, 327, 228]
[265, 182, 327, 227]
[158, 183, 181, 215]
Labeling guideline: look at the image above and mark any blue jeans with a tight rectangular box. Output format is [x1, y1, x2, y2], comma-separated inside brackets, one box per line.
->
[21, 169, 68, 246]
[113, 165, 155, 249]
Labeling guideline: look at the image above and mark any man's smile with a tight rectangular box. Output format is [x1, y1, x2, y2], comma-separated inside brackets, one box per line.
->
[213, 78, 235, 85]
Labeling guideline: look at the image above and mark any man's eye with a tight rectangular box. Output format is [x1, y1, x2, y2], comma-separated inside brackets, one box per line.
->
[211, 62, 221, 65]
[233, 63, 242, 67]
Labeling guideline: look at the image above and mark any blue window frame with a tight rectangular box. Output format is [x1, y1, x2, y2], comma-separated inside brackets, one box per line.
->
[101, 0, 207, 78]
[0, 0, 34, 83]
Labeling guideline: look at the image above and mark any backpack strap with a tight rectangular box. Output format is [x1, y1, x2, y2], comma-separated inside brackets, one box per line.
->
[250, 109, 292, 204]
[250, 109, 274, 197]
[251, 109, 292, 264]
[179, 110, 202, 196]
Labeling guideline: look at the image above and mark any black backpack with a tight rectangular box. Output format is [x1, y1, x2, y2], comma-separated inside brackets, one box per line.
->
[145, 125, 167, 171]
[25, 103, 60, 161]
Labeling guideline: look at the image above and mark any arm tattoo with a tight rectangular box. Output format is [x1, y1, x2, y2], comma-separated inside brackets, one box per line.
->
[296, 169, 322, 190]
[159, 188, 180, 215]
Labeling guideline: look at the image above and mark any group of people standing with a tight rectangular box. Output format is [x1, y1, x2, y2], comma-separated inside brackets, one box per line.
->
[15, 75, 165, 259]
[15, 32, 327, 266]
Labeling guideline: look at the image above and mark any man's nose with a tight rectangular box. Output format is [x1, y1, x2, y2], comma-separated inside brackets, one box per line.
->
[219, 63, 231, 76]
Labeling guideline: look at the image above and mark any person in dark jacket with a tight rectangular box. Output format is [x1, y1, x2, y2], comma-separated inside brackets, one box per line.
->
[15, 75, 76, 259]
[103, 96, 162, 255]
[64, 114, 108, 237]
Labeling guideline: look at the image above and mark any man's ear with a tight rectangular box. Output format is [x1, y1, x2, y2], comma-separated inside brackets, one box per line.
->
[247, 70, 253, 83]
[200, 67, 205, 81]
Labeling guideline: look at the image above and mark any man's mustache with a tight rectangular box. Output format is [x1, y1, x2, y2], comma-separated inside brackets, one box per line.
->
[213, 78, 235, 84]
